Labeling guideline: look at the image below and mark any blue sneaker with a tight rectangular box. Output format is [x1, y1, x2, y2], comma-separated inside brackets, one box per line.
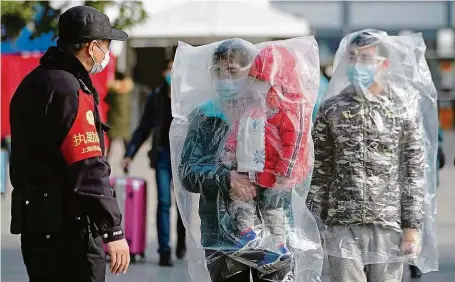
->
[233, 229, 259, 256]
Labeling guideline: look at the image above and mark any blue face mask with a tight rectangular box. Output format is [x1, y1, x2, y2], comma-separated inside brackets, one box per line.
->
[214, 77, 248, 101]
[347, 64, 376, 88]
[165, 73, 171, 85]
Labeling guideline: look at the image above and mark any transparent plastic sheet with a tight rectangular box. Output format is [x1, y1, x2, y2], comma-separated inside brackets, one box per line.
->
[170, 38, 323, 282]
[307, 29, 438, 272]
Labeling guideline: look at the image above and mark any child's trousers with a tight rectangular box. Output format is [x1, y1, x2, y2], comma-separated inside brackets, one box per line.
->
[229, 188, 292, 241]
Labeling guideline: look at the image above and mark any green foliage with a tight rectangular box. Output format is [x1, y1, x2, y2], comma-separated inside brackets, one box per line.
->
[1, 1, 148, 42]
[1, 1, 39, 41]
[111, 1, 147, 30]
[84, 1, 114, 14]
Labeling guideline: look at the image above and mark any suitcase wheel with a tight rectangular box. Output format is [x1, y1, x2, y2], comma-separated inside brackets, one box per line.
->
[129, 253, 146, 263]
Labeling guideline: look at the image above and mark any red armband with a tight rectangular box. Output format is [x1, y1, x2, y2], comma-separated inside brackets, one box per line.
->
[60, 90, 103, 165]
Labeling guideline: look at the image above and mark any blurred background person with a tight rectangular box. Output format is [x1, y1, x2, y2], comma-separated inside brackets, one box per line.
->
[121, 59, 186, 267]
[437, 125, 445, 187]
[106, 71, 134, 156]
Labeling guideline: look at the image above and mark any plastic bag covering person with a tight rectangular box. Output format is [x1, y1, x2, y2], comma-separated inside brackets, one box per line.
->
[306, 29, 438, 277]
[170, 38, 323, 282]
[312, 74, 329, 123]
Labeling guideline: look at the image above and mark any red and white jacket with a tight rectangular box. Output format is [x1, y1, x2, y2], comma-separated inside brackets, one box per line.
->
[223, 46, 313, 189]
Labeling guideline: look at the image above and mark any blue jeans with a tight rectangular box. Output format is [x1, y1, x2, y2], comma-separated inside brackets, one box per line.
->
[155, 146, 185, 254]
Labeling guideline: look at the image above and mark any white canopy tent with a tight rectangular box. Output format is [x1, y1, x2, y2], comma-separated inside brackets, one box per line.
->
[126, 0, 312, 47]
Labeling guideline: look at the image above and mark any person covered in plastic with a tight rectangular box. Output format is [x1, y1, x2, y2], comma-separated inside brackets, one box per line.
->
[178, 39, 265, 282]
[220, 45, 313, 268]
[307, 30, 429, 282]
[177, 39, 322, 282]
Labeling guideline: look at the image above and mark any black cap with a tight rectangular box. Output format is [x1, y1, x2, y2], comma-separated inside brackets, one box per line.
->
[58, 6, 128, 44]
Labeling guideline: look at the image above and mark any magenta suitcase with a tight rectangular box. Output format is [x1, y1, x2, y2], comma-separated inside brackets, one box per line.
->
[104, 177, 147, 262]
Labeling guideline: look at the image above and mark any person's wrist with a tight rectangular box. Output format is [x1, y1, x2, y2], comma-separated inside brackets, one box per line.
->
[402, 228, 420, 241]
[101, 225, 125, 243]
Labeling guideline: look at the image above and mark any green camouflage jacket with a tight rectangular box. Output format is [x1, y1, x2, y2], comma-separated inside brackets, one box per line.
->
[307, 85, 425, 232]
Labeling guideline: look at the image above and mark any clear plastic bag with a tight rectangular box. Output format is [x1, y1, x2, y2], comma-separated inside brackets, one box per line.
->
[170, 38, 323, 282]
[307, 29, 438, 273]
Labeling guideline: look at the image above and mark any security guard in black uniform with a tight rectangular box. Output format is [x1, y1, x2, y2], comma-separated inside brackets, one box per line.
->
[9, 6, 130, 282]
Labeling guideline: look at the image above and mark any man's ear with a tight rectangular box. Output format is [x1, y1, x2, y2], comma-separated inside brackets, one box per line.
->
[87, 40, 97, 57]
[382, 58, 390, 69]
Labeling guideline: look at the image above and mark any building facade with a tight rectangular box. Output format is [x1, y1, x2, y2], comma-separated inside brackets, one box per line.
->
[271, 1, 453, 55]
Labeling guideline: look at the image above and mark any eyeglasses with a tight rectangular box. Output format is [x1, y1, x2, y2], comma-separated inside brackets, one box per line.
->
[346, 49, 385, 65]
[209, 64, 249, 79]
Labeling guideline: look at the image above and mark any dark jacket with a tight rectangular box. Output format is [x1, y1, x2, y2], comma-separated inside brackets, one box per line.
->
[9, 47, 123, 243]
[124, 84, 172, 166]
[178, 102, 252, 280]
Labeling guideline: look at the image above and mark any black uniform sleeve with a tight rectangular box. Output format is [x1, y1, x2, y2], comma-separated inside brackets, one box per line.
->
[68, 158, 124, 242]
[47, 87, 124, 243]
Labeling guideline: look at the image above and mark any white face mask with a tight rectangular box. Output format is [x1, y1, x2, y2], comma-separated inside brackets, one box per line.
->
[90, 41, 110, 74]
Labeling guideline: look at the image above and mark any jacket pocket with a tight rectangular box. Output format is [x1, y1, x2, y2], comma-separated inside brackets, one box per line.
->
[23, 186, 63, 233]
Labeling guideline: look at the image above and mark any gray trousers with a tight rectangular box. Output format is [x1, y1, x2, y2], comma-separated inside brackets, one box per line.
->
[229, 188, 291, 244]
[326, 225, 403, 282]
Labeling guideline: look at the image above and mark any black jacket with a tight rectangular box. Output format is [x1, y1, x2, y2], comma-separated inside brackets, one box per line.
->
[179, 108, 231, 244]
[124, 84, 172, 165]
[9, 47, 123, 243]
[178, 104, 250, 280]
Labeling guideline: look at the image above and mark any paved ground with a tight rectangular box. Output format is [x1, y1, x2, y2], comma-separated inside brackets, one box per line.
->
[2, 131, 455, 282]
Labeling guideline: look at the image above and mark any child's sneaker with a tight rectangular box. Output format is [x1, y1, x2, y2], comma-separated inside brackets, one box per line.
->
[233, 229, 259, 255]
[257, 244, 291, 273]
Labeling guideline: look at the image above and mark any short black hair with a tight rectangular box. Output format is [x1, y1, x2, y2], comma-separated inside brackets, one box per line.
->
[212, 39, 255, 67]
[348, 31, 389, 58]
[57, 39, 88, 55]
[57, 39, 110, 55]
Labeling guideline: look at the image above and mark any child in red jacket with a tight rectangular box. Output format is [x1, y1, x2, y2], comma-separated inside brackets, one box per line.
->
[220, 45, 313, 268]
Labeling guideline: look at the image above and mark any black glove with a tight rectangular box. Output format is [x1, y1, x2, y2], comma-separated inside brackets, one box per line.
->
[438, 149, 445, 169]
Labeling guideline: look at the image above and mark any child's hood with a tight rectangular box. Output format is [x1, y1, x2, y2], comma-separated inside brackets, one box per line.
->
[248, 45, 302, 95]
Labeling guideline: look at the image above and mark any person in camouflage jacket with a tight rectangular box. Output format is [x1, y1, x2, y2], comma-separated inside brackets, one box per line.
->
[306, 31, 426, 282]
[308, 83, 425, 231]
